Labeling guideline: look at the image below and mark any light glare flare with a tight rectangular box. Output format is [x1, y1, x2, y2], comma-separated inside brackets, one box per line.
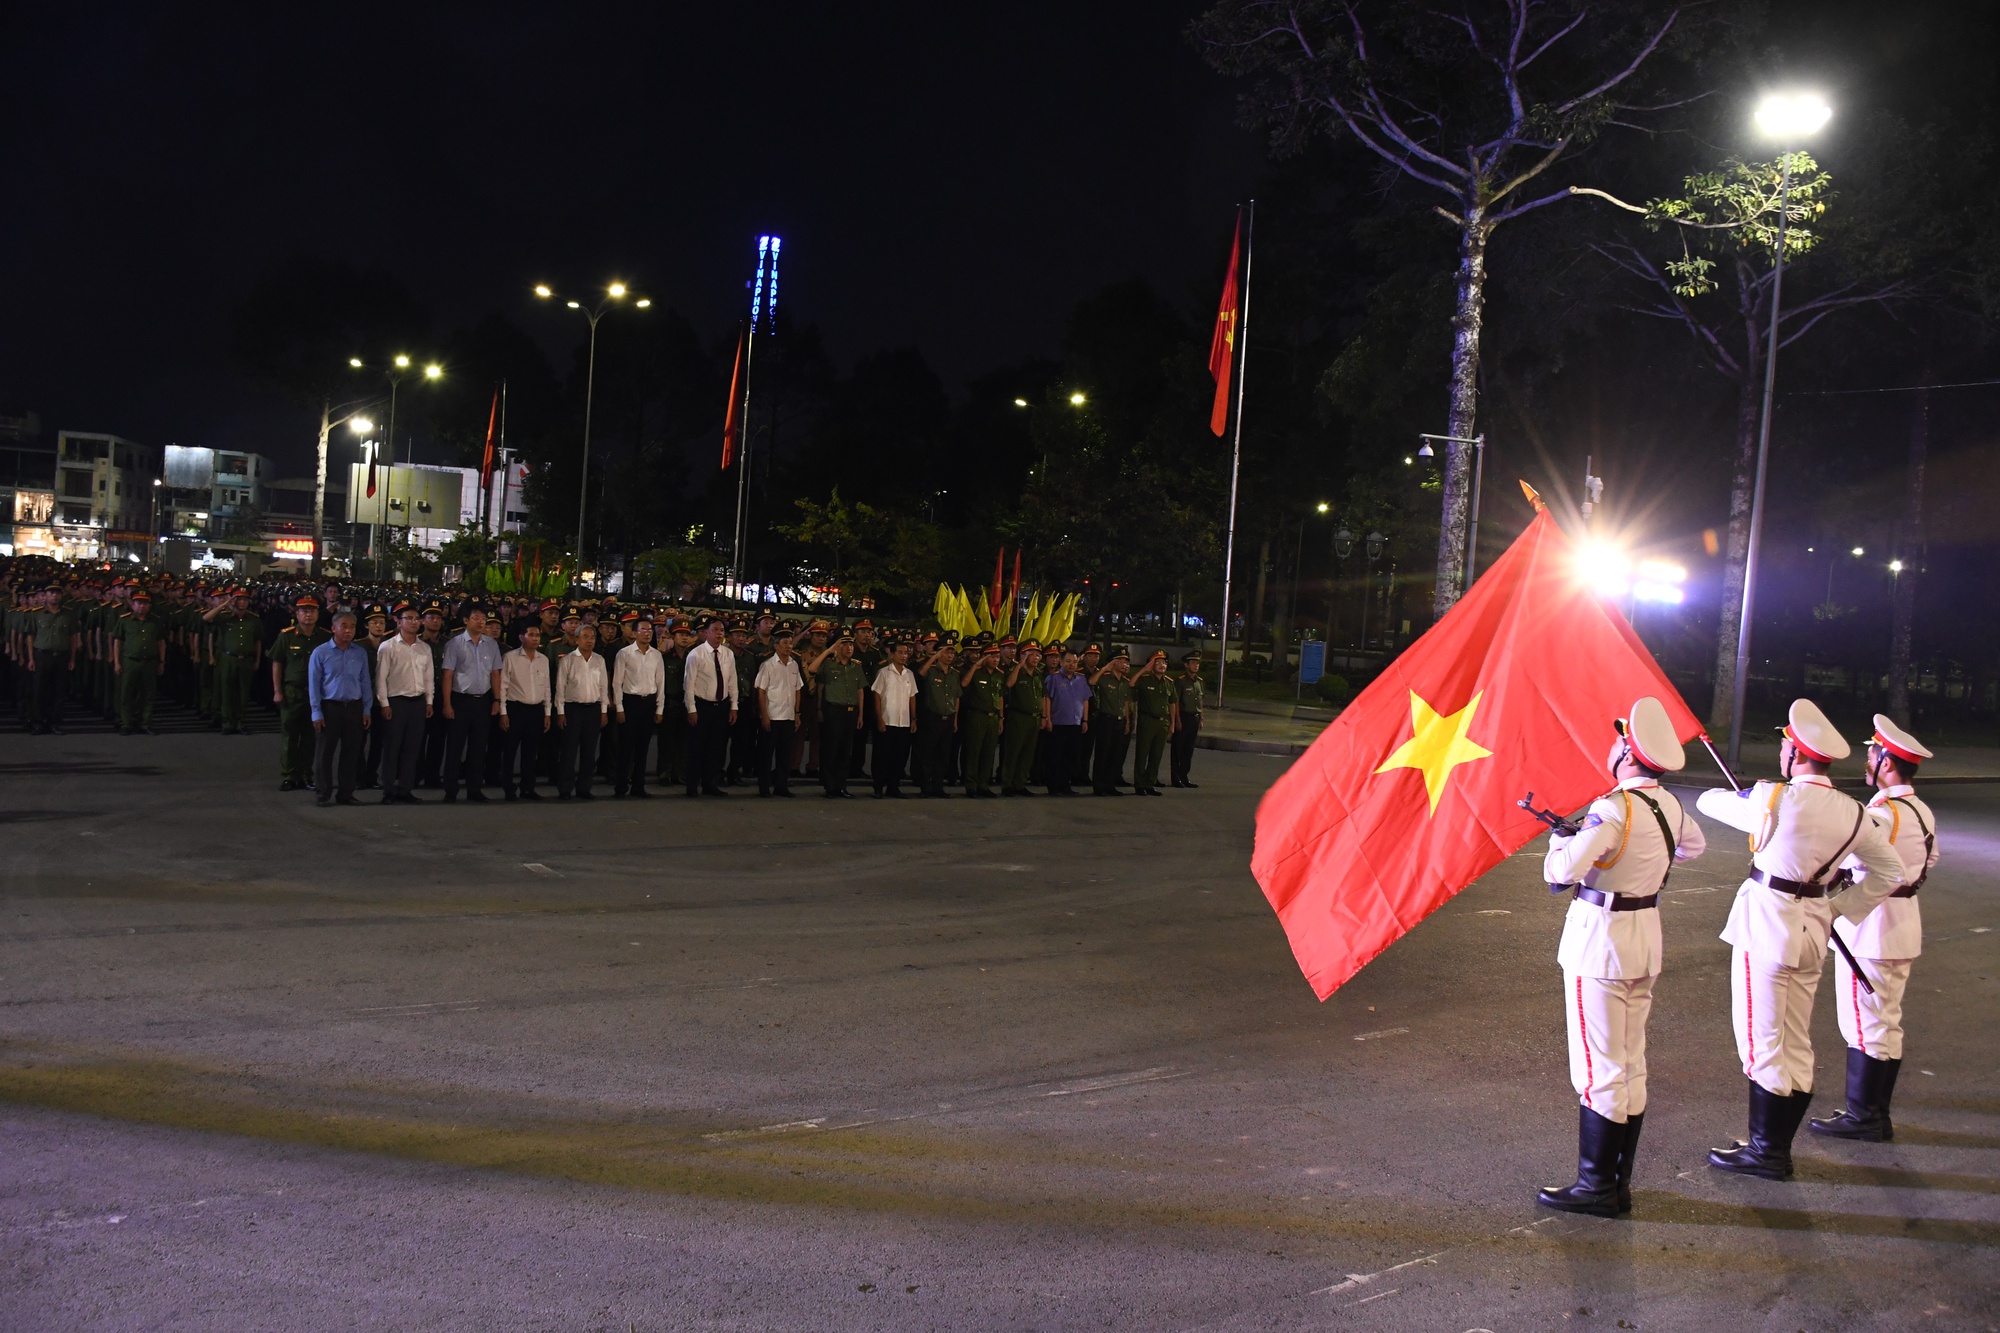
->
[608, 282, 627, 298]
[1755, 92, 1832, 140]
[534, 285, 553, 298]
[349, 417, 373, 433]
[1578, 540, 1633, 598]
[424, 363, 442, 379]
[1069, 392, 1086, 406]
[348, 357, 363, 368]
[635, 298, 651, 308]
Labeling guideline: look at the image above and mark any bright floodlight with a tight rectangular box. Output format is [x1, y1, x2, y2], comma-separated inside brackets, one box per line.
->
[1889, 559, 1905, 572]
[1578, 540, 1633, 598]
[635, 298, 651, 309]
[395, 354, 411, 368]
[1755, 93, 1831, 140]
[424, 363, 442, 379]
[566, 300, 581, 309]
[349, 417, 373, 433]
[1069, 392, 1086, 406]
[534, 285, 553, 298]
[1316, 502, 1330, 513]
[608, 282, 627, 298]
[1851, 546, 1865, 556]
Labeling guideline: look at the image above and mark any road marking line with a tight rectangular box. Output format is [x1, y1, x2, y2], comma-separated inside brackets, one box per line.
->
[522, 862, 561, 877]
[354, 1000, 483, 1014]
[1312, 1250, 1445, 1295]
[1353, 1287, 1401, 1305]
[701, 1117, 826, 1143]
[1041, 1067, 1186, 1097]
[1353, 1027, 1410, 1042]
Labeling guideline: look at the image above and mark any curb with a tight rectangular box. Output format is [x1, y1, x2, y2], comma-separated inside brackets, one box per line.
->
[1197, 734, 1311, 758]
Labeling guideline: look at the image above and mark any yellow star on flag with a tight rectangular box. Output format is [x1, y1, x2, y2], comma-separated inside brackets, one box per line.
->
[1374, 689, 1494, 815]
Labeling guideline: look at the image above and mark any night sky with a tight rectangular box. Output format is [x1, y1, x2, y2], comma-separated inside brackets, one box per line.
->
[2, 3, 1261, 472]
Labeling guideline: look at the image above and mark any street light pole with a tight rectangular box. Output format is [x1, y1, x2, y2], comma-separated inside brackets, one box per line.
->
[535, 283, 649, 584]
[1728, 92, 1831, 770]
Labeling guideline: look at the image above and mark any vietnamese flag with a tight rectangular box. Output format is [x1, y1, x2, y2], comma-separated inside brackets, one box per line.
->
[365, 449, 378, 499]
[479, 388, 499, 491]
[1207, 212, 1242, 436]
[1251, 499, 1702, 999]
[720, 325, 747, 470]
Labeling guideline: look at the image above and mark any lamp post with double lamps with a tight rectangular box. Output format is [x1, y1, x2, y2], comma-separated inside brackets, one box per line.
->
[1727, 91, 1833, 769]
[535, 282, 651, 578]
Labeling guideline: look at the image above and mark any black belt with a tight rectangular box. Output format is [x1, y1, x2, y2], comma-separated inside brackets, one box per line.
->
[1750, 868, 1827, 898]
[1891, 884, 1921, 898]
[1572, 886, 1658, 911]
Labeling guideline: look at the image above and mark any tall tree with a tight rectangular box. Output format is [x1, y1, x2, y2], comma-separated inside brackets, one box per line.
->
[1194, 0, 1693, 614]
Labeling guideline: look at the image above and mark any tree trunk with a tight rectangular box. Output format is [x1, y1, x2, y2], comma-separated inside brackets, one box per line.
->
[1434, 209, 1490, 617]
[1887, 385, 1929, 723]
[1707, 374, 1763, 735]
[1250, 538, 1270, 649]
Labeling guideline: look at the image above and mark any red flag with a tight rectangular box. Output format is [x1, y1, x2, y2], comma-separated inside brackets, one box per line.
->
[1007, 549, 1021, 617]
[1207, 212, 1242, 436]
[1251, 503, 1701, 1000]
[721, 325, 747, 470]
[365, 449, 378, 499]
[480, 389, 499, 490]
[989, 547, 1005, 621]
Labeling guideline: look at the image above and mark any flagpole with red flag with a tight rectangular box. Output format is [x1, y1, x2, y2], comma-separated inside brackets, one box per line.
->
[479, 386, 499, 543]
[1212, 202, 1253, 709]
[721, 324, 747, 472]
[1251, 490, 1705, 1000]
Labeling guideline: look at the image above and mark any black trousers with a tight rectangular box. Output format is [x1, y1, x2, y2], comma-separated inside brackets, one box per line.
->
[852, 692, 877, 777]
[420, 706, 449, 786]
[618, 694, 658, 793]
[758, 719, 796, 794]
[819, 704, 857, 792]
[379, 696, 428, 796]
[689, 699, 730, 793]
[916, 712, 956, 793]
[558, 702, 602, 796]
[1093, 719, 1130, 793]
[32, 651, 68, 728]
[728, 707, 759, 782]
[1047, 724, 1083, 793]
[1170, 715, 1200, 783]
[873, 725, 912, 795]
[313, 699, 365, 799]
[501, 701, 545, 794]
[443, 692, 493, 794]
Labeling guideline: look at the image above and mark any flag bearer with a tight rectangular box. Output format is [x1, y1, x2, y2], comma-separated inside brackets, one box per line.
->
[1695, 700, 1903, 1180]
[1536, 698, 1706, 1216]
[1809, 714, 1938, 1143]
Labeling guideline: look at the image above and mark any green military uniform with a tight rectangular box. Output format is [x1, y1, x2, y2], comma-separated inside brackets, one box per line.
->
[1091, 666, 1134, 794]
[656, 645, 687, 785]
[1130, 666, 1176, 795]
[914, 656, 962, 795]
[816, 653, 868, 794]
[28, 601, 80, 732]
[211, 608, 263, 732]
[110, 607, 165, 732]
[271, 621, 332, 785]
[853, 639, 887, 778]
[1170, 662, 1204, 787]
[1001, 664, 1045, 794]
[960, 661, 1007, 797]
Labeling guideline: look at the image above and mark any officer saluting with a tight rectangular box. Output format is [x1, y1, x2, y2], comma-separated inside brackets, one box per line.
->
[1695, 699, 1903, 1179]
[1808, 714, 1938, 1142]
[1537, 698, 1705, 1217]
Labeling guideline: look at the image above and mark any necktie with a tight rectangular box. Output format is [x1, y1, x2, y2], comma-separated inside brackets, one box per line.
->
[713, 646, 725, 703]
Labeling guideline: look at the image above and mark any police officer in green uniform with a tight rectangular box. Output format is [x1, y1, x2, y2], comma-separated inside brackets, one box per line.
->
[914, 634, 960, 797]
[960, 640, 1007, 798]
[810, 627, 867, 798]
[851, 619, 886, 781]
[110, 587, 166, 734]
[270, 593, 331, 790]
[1170, 649, 1205, 788]
[1001, 640, 1047, 795]
[1129, 649, 1177, 796]
[204, 587, 263, 734]
[657, 617, 691, 788]
[1090, 647, 1134, 796]
[28, 585, 81, 733]
[727, 617, 763, 784]
[418, 602, 450, 787]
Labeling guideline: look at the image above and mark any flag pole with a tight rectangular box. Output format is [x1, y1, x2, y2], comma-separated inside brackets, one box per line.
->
[1217, 199, 1254, 710]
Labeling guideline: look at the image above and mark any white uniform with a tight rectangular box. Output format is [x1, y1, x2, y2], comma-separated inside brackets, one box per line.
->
[1696, 776, 1902, 1095]
[1543, 779, 1706, 1121]
[1829, 785, 1935, 1061]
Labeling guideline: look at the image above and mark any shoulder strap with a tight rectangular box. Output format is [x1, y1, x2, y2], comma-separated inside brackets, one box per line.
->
[1809, 802, 1868, 887]
[1751, 781, 1787, 852]
[1628, 789, 1679, 891]
[1888, 796, 1935, 889]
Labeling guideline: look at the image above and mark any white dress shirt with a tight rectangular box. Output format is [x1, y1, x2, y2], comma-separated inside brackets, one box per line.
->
[1698, 775, 1903, 969]
[613, 642, 668, 714]
[1544, 778, 1706, 980]
[500, 646, 552, 716]
[871, 662, 918, 728]
[755, 654, 804, 722]
[682, 640, 738, 711]
[376, 634, 435, 706]
[556, 649, 610, 714]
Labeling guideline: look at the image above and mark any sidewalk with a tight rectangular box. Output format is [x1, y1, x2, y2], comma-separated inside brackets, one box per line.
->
[1198, 704, 2000, 782]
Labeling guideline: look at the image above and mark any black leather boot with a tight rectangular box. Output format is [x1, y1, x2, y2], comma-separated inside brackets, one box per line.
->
[1537, 1106, 1625, 1217]
[1709, 1079, 1808, 1180]
[1810, 1049, 1897, 1141]
[1615, 1111, 1644, 1214]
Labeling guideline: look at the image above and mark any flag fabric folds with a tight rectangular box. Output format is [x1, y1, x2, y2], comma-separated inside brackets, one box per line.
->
[721, 326, 747, 470]
[1207, 212, 1242, 436]
[480, 389, 499, 491]
[365, 449, 378, 499]
[1251, 508, 1702, 1000]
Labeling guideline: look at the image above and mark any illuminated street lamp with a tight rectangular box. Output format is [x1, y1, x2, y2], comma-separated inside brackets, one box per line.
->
[1728, 91, 1831, 768]
[535, 280, 649, 569]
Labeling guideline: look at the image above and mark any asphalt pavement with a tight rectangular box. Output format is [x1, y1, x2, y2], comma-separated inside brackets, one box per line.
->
[1, 728, 1995, 1331]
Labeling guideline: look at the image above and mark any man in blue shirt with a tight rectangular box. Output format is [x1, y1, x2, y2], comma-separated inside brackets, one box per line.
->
[308, 609, 373, 806]
[1044, 651, 1093, 797]
[441, 605, 506, 802]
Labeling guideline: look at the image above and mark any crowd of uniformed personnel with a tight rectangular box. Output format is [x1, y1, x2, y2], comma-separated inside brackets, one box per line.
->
[3, 560, 1211, 805]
